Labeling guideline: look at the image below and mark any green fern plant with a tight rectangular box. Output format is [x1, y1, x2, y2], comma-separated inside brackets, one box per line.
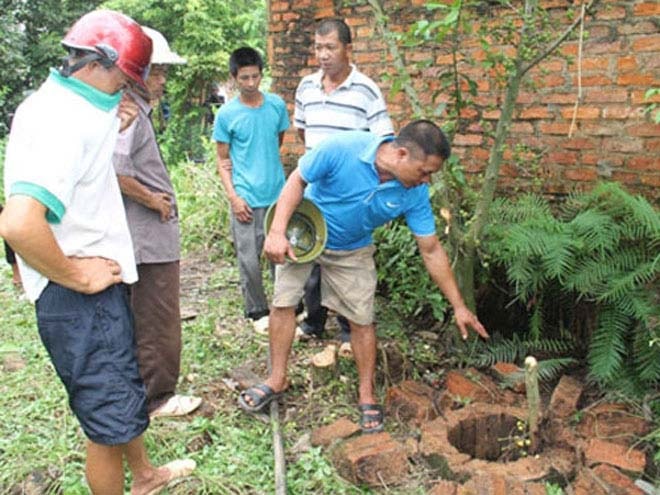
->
[484, 183, 660, 390]
[456, 332, 578, 386]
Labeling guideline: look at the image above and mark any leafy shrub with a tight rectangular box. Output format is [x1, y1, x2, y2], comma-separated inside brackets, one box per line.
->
[374, 219, 449, 323]
[484, 183, 660, 391]
[169, 145, 233, 257]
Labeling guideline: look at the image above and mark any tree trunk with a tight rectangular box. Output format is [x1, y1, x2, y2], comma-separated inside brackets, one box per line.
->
[459, 0, 537, 309]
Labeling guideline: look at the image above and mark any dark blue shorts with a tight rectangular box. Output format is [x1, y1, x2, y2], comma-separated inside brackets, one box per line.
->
[35, 282, 149, 445]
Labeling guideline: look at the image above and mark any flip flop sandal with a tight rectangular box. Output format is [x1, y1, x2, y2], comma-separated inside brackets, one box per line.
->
[238, 383, 282, 413]
[143, 458, 196, 495]
[359, 403, 384, 434]
[150, 395, 202, 419]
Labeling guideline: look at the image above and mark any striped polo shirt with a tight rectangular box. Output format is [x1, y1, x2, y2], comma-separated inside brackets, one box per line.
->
[294, 65, 394, 150]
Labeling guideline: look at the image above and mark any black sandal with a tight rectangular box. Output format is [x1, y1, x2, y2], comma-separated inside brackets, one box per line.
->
[238, 383, 281, 413]
[359, 403, 384, 433]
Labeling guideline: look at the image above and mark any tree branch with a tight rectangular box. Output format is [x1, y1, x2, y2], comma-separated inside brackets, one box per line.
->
[520, 0, 600, 77]
[367, 0, 424, 116]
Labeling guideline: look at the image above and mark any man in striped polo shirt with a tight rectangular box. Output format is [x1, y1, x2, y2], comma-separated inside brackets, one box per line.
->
[294, 18, 394, 344]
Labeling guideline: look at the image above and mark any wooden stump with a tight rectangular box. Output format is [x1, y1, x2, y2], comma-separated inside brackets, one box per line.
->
[312, 344, 337, 383]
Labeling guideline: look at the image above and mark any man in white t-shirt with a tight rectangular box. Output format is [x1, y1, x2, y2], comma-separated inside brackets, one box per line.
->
[0, 10, 194, 495]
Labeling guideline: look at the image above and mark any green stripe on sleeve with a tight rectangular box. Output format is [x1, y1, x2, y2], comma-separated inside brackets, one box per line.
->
[10, 181, 66, 224]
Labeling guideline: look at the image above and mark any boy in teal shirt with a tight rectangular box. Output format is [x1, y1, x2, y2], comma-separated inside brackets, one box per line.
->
[213, 47, 289, 333]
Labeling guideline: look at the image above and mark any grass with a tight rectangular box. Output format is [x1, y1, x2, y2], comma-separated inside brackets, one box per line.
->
[0, 243, 425, 494]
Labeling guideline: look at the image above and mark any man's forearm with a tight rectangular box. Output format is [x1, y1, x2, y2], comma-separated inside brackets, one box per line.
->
[418, 236, 467, 310]
[117, 175, 159, 210]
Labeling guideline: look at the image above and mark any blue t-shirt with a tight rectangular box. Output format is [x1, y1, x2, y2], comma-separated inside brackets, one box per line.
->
[212, 92, 289, 208]
[299, 131, 436, 250]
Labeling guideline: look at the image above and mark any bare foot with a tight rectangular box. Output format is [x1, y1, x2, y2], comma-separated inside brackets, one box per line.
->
[130, 459, 196, 495]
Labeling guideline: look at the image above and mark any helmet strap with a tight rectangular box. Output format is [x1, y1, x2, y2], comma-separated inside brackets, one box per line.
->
[59, 51, 111, 77]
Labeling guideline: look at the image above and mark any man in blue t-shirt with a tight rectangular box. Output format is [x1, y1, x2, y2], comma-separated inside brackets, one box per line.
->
[238, 120, 489, 433]
[213, 47, 289, 334]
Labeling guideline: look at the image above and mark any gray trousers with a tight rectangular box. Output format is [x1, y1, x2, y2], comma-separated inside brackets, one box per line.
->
[230, 207, 272, 319]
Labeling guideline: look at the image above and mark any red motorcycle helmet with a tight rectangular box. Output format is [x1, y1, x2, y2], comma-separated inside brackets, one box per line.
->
[62, 10, 152, 88]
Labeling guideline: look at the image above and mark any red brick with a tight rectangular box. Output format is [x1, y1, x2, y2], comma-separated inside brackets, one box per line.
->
[632, 35, 660, 52]
[560, 107, 600, 119]
[385, 380, 438, 425]
[633, 89, 660, 104]
[584, 88, 628, 103]
[565, 168, 598, 181]
[585, 40, 622, 53]
[454, 134, 483, 146]
[491, 362, 525, 393]
[603, 138, 643, 153]
[270, 1, 289, 12]
[525, 482, 547, 495]
[511, 122, 534, 134]
[602, 106, 644, 119]
[353, 52, 382, 64]
[311, 417, 360, 447]
[520, 107, 551, 119]
[584, 438, 646, 473]
[549, 375, 584, 418]
[588, 25, 617, 40]
[546, 151, 579, 165]
[314, 6, 334, 18]
[581, 123, 620, 136]
[540, 122, 572, 135]
[640, 174, 660, 186]
[577, 403, 651, 446]
[592, 464, 646, 494]
[578, 75, 613, 86]
[573, 469, 608, 495]
[612, 171, 639, 184]
[628, 156, 659, 171]
[569, 56, 610, 71]
[282, 11, 300, 21]
[619, 21, 658, 35]
[541, 93, 580, 104]
[617, 73, 655, 86]
[435, 53, 457, 65]
[634, 2, 660, 16]
[540, 74, 567, 87]
[483, 109, 501, 120]
[537, 60, 565, 73]
[564, 138, 596, 150]
[617, 55, 637, 72]
[581, 153, 600, 165]
[539, 0, 569, 8]
[596, 6, 626, 19]
[461, 472, 526, 495]
[516, 92, 536, 104]
[332, 432, 409, 486]
[445, 369, 498, 403]
[561, 44, 579, 56]
[428, 480, 459, 495]
[459, 107, 479, 119]
[646, 138, 660, 152]
[627, 124, 660, 137]
[471, 148, 490, 161]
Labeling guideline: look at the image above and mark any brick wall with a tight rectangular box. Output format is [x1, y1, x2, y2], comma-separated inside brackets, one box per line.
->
[269, 0, 660, 201]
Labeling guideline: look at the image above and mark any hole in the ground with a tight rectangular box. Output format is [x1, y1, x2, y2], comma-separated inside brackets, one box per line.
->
[448, 413, 528, 461]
